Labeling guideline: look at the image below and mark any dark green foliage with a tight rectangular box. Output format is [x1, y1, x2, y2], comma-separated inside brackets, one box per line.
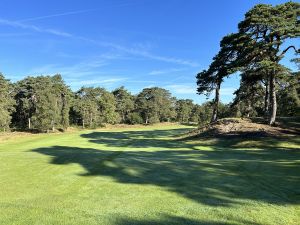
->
[73, 87, 119, 128]
[277, 72, 300, 116]
[73, 87, 98, 128]
[135, 87, 175, 124]
[197, 1, 300, 124]
[175, 99, 194, 123]
[51, 74, 72, 130]
[189, 104, 202, 123]
[31, 78, 56, 132]
[12, 75, 71, 132]
[237, 2, 300, 124]
[98, 89, 120, 124]
[231, 72, 265, 118]
[127, 112, 144, 125]
[112, 86, 135, 123]
[198, 102, 213, 126]
[0, 74, 15, 131]
[218, 103, 232, 119]
[13, 76, 37, 129]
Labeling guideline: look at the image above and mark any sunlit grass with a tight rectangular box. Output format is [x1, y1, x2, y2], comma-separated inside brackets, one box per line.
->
[0, 124, 299, 225]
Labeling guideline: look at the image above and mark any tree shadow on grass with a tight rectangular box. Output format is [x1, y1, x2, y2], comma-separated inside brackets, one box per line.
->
[80, 128, 198, 150]
[32, 128, 300, 207]
[114, 215, 262, 225]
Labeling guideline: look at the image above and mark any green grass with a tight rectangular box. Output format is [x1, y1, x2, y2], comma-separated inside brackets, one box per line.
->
[0, 124, 299, 225]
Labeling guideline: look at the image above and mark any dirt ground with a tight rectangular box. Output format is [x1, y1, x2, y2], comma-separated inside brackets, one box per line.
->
[182, 118, 300, 139]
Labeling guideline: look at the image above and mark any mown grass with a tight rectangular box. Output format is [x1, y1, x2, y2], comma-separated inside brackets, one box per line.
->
[0, 124, 299, 225]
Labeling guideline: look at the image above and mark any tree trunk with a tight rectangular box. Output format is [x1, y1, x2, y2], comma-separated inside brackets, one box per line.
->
[52, 119, 55, 132]
[264, 78, 270, 117]
[82, 119, 85, 129]
[28, 118, 31, 129]
[246, 101, 251, 118]
[145, 115, 148, 124]
[211, 82, 220, 123]
[269, 72, 277, 125]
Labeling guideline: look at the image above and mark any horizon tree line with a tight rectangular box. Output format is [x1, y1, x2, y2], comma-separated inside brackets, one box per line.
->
[0, 72, 298, 133]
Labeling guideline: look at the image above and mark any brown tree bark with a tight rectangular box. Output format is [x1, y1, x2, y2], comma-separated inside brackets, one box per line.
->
[211, 82, 220, 123]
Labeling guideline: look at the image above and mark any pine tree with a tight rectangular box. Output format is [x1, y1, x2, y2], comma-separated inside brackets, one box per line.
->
[238, 2, 300, 124]
[135, 87, 175, 124]
[112, 86, 134, 123]
[175, 99, 194, 123]
[0, 73, 15, 131]
[196, 33, 243, 122]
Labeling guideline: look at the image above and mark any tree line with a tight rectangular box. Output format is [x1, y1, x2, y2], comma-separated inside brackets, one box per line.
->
[0, 71, 298, 132]
[0, 73, 230, 132]
[196, 1, 300, 125]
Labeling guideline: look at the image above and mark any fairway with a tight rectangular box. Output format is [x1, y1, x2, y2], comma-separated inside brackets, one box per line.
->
[0, 124, 299, 225]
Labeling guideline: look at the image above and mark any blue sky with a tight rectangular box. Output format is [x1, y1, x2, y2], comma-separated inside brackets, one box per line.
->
[0, 0, 297, 104]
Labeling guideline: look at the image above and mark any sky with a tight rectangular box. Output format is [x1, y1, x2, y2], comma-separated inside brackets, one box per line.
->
[0, 0, 298, 104]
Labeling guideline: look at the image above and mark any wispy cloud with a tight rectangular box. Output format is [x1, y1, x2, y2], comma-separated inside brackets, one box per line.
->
[28, 57, 109, 78]
[17, 9, 98, 22]
[17, 2, 141, 22]
[0, 19, 72, 37]
[78, 37, 199, 67]
[27, 52, 127, 77]
[149, 68, 187, 75]
[0, 18, 199, 67]
[25, 53, 127, 89]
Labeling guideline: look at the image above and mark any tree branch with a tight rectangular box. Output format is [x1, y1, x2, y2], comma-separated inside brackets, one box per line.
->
[278, 45, 299, 58]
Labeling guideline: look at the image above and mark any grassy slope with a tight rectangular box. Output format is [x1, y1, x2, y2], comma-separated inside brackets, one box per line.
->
[0, 124, 299, 225]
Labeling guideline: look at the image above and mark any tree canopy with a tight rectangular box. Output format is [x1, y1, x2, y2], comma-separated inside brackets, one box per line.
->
[196, 1, 300, 125]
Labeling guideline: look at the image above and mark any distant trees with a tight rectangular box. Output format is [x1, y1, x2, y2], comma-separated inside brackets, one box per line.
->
[197, 1, 300, 125]
[73, 87, 119, 128]
[73, 87, 99, 128]
[0, 74, 15, 131]
[0, 69, 297, 133]
[231, 72, 265, 118]
[189, 104, 202, 123]
[51, 74, 72, 130]
[175, 99, 194, 123]
[112, 86, 135, 123]
[1, 71, 234, 132]
[135, 87, 176, 124]
[12, 75, 71, 132]
[277, 71, 300, 116]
